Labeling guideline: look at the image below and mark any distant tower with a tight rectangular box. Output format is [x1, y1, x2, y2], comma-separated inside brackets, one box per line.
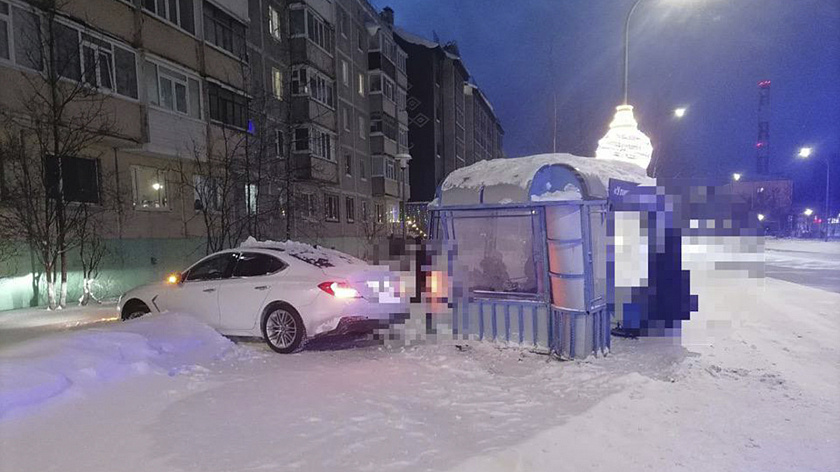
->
[756, 80, 771, 175]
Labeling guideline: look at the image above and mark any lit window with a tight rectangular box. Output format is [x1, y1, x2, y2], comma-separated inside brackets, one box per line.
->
[341, 60, 349, 87]
[272, 67, 283, 100]
[246, 183, 258, 215]
[132, 166, 168, 210]
[358, 116, 365, 140]
[357, 72, 364, 96]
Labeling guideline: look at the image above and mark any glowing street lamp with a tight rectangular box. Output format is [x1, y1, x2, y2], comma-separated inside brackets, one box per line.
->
[803, 208, 813, 217]
[797, 147, 830, 241]
[757, 213, 765, 221]
[674, 107, 687, 118]
[732, 173, 742, 182]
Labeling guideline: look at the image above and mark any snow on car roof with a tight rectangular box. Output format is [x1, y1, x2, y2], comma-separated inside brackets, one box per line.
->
[240, 237, 367, 269]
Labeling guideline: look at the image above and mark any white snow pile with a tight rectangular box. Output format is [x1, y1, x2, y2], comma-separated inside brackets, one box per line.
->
[441, 153, 654, 197]
[530, 183, 583, 201]
[240, 236, 367, 268]
[0, 313, 234, 420]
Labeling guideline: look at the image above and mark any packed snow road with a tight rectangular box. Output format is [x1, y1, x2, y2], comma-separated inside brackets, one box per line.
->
[0, 276, 838, 472]
[765, 238, 840, 294]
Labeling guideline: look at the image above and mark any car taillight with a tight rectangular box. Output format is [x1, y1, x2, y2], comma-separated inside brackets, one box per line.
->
[318, 281, 361, 299]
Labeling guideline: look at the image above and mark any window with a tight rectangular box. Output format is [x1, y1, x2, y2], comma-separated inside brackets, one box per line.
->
[398, 126, 409, 150]
[369, 72, 381, 93]
[268, 5, 282, 41]
[45, 156, 100, 204]
[272, 67, 283, 100]
[341, 60, 349, 87]
[299, 7, 333, 52]
[145, 60, 200, 117]
[342, 107, 349, 131]
[131, 166, 168, 210]
[184, 253, 236, 281]
[345, 197, 355, 222]
[203, 1, 245, 57]
[382, 76, 394, 102]
[358, 116, 365, 140]
[246, 183, 258, 215]
[397, 50, 407, 74]
[397, 87, 407, 111]
[12, 5, 41, 71]
[338, 8, 348, 38]
[142, 0, 194, 34]
[294, 128, 308, 151]
[385, 159, 396, 180]
[233, 252, 285, 277]
[275, 129, 284, 157]
[370, 113, 397, 140]
[325, 194, 339, 222]
[361, 201, 368, 222]
[294, 126, 334, 161]
[357, 27, 365, 51]
[302, 193, 316, 218]
[193, 175, 221, 211]
[0, 2, 10, 61]
[344, 152, 352, 176]
[291, 67, 308, 95]
[292, 66, 334, 107]
[359, 157, 366, 179]
[375, 203, 384, 224]
[357, 73, 365, 96]
[208, 82, 247, 128]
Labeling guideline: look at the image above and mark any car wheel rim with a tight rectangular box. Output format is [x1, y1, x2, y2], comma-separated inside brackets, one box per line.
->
[266, 309, 297, 349]
[126, 310, 146, 320]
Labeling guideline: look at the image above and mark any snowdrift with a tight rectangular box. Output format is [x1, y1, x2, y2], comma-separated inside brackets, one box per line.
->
[0, 313, 234, 419]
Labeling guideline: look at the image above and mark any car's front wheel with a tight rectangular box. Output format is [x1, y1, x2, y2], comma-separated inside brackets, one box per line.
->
[122, 300, 151, 321]
[261, 303, 306, 354]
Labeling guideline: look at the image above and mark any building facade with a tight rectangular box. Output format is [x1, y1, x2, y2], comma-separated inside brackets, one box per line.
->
[394, 26, 503, 204]
[0, 0, 424, 309]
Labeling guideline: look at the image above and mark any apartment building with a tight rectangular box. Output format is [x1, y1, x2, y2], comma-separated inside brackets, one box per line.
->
[0, 0, 416, 309]
[394, 26, 504, 204]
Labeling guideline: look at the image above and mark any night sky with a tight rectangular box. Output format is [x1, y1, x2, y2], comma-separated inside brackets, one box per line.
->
[376, 0, 840, 214]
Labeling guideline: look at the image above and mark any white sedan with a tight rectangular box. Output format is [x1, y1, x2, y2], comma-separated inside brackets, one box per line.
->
[117, 242, 405, 353]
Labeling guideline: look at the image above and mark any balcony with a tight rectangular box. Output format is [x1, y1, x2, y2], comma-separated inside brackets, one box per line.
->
[372, 176, 409, 199]
[290, 37, 335, 77]
[293, 154, 338, 183]
[291, 96, 335, 131]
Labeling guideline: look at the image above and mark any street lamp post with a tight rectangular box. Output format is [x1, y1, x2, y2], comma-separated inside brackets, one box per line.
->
[623, 0, 645, 105]
[798, 148, 831, 241]
[396, 153, 412, 240]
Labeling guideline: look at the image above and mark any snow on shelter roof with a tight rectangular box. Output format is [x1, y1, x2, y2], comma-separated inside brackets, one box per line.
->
[437, 153, 654, 206]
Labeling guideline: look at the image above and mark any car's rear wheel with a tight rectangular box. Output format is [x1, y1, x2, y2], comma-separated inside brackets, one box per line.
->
[261, 303, 306, 354]
[122, 300, 151, 321]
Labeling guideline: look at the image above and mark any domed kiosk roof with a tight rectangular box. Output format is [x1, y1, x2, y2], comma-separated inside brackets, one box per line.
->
[436, 153, 654, 207]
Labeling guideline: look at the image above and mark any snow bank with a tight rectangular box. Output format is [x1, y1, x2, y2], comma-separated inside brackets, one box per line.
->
[240, 236, 367, 268]
[0, 313, 234, 419]
[441, 153, 654, 197]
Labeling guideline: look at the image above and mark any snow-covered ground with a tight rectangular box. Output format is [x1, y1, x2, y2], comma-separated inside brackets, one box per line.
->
[1, 272, 838, 472]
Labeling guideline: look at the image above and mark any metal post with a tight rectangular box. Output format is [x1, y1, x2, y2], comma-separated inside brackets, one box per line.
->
[825, 158, 831, 241]
[623, 0, 645, 104]
[401, 169, 406, 240]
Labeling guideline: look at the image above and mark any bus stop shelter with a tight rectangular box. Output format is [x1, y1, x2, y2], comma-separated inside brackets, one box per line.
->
[428, 153, 653, 358]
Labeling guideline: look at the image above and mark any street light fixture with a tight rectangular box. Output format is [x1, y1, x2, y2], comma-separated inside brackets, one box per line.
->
[674, 107, 687, 118]
[803, 208, 813, 216]
[395, 153, 412, 240]
[797, 147, 830, 240]
[757, 213, 765, 221]
[732, 173, 742, 182]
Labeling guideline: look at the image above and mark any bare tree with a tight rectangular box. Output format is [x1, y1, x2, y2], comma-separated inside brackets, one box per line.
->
[0, 0, 120, 308]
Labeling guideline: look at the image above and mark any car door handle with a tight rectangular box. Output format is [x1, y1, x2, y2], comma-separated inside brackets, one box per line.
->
[254, 286, 269, 291]
[203, 288, 216, 293]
